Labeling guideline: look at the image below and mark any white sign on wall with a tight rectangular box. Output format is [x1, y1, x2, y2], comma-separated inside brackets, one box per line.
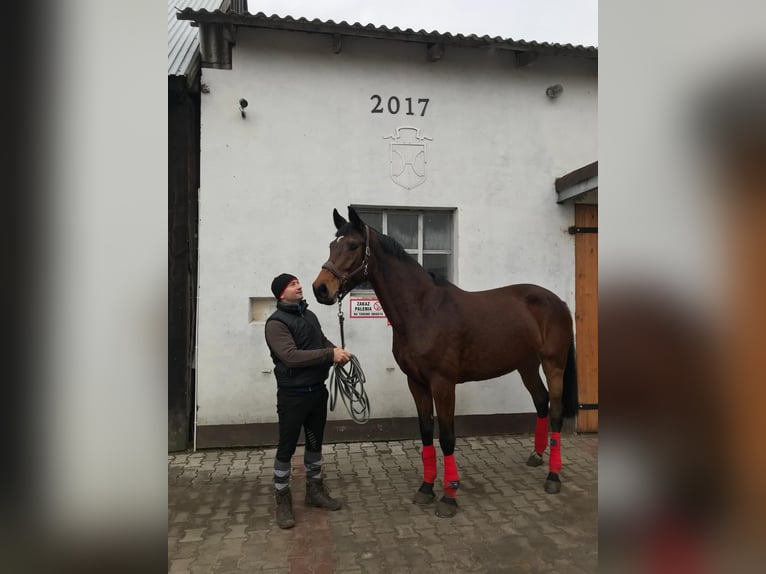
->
[349, 297, 387, 318]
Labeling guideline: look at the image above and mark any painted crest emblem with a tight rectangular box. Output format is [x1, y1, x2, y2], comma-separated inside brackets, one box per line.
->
[384, 127, 432, 190]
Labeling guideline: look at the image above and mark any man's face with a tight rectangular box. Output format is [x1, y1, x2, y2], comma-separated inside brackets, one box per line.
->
[280, 278, 303, 303]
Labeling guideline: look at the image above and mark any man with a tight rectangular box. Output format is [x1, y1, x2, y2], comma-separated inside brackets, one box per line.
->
[264, 273, 352, 529]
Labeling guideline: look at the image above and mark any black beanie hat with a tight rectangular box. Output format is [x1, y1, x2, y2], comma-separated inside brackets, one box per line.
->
[271, 273, 297, 300]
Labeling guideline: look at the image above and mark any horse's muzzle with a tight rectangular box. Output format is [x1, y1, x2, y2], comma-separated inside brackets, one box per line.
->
[312, 281, 337, 305]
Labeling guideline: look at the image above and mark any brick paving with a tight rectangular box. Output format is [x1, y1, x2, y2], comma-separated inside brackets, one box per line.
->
[169, 434, 597, 573]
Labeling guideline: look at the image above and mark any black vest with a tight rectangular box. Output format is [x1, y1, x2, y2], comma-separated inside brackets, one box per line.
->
[266, 301, 330, 390]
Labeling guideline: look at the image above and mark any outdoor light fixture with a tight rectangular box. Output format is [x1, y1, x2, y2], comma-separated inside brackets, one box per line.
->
[546, 84, 564, 99]
[239, 98, 248, 117]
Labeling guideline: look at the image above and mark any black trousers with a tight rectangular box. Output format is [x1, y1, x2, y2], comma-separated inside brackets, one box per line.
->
[275, 386, 329, 462]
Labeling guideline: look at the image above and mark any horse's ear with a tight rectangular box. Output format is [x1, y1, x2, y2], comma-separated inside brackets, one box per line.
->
[348, 206, 365, 231]
[333, 208, 347, 230]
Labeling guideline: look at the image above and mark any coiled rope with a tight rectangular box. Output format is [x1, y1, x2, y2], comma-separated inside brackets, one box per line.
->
[328, 299, 371, 424]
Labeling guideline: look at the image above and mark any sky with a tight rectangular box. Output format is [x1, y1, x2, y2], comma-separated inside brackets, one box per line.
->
[250, 0, 598, 47]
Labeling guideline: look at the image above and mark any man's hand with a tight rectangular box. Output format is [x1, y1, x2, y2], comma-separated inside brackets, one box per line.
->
[333, 347, 352, 365]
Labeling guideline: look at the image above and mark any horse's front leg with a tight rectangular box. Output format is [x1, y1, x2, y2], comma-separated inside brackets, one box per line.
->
[432, 380, 460, 518]
[407, 377, 437, 505]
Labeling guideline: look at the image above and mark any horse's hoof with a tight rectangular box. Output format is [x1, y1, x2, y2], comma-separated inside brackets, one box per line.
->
[413, 490, 435, 505]
[544, 472, 562, 494]
[544, 480, 561, 494]
[526, 452, 544, 467]
[435, 496, 458, 518]
[413, 482, 435, 505]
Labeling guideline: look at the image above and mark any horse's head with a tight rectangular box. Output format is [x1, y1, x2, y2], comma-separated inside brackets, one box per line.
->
[312, 207, 370, 305]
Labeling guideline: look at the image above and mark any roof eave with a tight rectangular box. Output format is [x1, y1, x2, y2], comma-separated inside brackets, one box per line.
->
[175, 9, 598, 58]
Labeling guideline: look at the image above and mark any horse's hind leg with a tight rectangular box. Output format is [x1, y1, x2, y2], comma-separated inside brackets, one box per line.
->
[518, 358, 550, 468]
[540, 357, 566, 494]
[407, 377, 436, 505]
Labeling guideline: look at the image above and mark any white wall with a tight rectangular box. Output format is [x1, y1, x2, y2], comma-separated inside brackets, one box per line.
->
[196, 28, 597, 425]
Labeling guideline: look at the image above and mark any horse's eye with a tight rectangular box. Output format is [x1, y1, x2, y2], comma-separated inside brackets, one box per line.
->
[348, 241, 359, 250]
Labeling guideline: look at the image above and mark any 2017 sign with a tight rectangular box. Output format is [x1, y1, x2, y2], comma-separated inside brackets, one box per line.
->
[370, 95, 430, 116]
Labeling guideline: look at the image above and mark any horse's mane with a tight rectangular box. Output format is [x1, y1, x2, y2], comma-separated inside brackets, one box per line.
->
[377, 233, 417, 264]
[337, 223, 451, 286]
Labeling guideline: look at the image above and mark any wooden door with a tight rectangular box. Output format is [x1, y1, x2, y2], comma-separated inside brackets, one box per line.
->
[574, 204, 598, 432]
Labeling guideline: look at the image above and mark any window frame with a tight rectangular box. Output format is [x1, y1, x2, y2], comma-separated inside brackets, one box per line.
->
[351, 206, 455, 294]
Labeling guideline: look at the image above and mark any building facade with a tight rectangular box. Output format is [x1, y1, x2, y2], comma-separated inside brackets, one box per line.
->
[177, 8, 598, 448]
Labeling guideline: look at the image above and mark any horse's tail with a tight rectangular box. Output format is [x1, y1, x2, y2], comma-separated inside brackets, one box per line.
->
[562, 337, 578, 418]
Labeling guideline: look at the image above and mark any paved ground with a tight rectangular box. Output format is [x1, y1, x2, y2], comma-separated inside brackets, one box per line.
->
[168, 433, 597, 573]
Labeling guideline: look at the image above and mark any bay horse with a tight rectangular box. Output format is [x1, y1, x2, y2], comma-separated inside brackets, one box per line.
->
[312, 207, 578, 518]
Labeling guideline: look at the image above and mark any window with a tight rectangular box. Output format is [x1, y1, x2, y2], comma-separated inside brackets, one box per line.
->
[353, 207, 454, 291]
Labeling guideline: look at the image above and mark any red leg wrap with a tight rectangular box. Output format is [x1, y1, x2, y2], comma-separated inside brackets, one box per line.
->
[422, 445, 437, 484]
[535, 416, 549, 455]
[443, 454, 460, 498]
[549, 432, 562, 474]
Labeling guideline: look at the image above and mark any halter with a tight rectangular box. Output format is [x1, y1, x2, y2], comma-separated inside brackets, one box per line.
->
[321, 224, 371, 300]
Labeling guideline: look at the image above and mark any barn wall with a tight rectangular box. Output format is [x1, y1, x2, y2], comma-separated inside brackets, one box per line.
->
[195, 28, 597, 431]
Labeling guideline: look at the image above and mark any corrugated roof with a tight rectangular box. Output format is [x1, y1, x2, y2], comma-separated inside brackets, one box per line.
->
[176, 9, 597, 58]
[168, 0, 227, 79]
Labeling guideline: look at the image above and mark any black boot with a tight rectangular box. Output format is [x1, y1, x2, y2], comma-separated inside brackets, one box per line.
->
[305, 479, 341, 510]
[275, 487, 295, 529]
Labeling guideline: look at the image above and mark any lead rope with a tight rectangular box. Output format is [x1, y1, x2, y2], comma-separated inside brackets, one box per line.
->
[328, 298, 371, 424]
